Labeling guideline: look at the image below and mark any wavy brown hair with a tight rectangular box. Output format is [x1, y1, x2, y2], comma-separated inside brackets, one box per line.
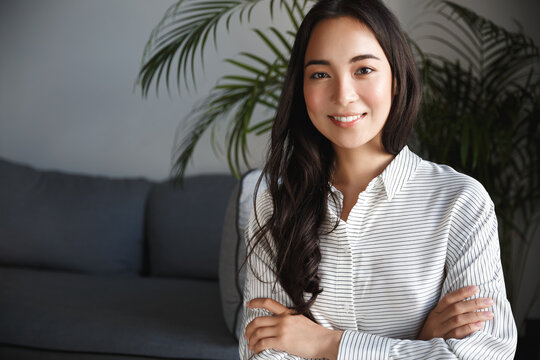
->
[247, 0, 421, 322]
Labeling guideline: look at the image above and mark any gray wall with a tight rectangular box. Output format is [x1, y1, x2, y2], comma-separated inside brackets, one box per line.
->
[1, 0, 538, 180]
[1, 0, 538, 323]
[0, 0, 274, 179]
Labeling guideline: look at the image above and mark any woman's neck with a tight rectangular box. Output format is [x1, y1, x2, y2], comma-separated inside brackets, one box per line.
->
[331, 142, 394, 193]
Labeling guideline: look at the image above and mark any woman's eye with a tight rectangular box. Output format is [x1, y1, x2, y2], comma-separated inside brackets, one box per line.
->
[310, 72, 329, 79]
[355, 67, 373, 75]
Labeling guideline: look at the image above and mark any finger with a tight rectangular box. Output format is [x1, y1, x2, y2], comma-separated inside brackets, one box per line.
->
[452, 297, 494, 314]
[247, 326, 279, 352]
[245, 316, 278, 339]
[252, 336, 280, 354]
[248, 298, 290, 315]
[437, 286, 478, 312]
[444, 321, 485, 340]
[441, 311, 494, 335]
[439, 297, 493, 323]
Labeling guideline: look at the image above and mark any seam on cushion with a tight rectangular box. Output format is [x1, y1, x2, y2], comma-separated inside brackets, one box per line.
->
[141, 184, 155, 276]
[232, 170, 248, 341]
[0, 342, 186, 360]
[232, 168, 260, 341]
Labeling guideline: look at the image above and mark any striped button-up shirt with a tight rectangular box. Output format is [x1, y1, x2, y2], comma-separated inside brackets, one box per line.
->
[239, 146, 517, 359]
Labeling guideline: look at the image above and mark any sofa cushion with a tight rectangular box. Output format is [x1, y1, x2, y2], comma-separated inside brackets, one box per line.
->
[146, 175, 238, 279]
[0, 158, 152, 274]
[0, 345, 170, 360]
[0, 267, 239, 359]
[219, 169, 267, 339]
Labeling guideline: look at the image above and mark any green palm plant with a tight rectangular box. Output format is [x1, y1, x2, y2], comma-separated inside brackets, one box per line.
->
[137, 0, 539, 320]
[137, 0, 312, 180]
[409, 1, 539, 316]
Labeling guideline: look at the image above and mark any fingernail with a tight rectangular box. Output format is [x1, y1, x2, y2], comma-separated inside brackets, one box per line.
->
[485, 311, 494, 318]
[468, 285, 477, 292]
[483, 298, 493, 305]
[474, 321, 484, 328]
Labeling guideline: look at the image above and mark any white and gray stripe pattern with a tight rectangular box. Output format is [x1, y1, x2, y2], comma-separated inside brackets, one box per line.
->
[239, 146, 517, 359]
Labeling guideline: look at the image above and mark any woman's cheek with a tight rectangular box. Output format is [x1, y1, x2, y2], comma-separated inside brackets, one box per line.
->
[366, 76, 387, 99]
[362, 77, 393, 117]
[304, 85, 326, 115]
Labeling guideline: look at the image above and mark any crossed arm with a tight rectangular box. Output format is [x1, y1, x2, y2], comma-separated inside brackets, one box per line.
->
[239, 198, 517, 359]
[243, 286, 495, 359]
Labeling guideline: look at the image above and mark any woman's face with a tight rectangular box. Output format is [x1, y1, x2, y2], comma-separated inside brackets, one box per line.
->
[303, 16, 393, 152]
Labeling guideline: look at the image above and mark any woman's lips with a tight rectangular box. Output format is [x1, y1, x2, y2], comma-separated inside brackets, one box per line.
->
[328, 113, 366, 128]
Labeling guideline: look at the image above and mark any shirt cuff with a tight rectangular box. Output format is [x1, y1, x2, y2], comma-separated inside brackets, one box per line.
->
[337, 330, 393, 360]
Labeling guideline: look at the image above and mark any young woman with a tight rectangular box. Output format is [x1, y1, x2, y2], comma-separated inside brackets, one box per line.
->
[239, 0, 517, 358]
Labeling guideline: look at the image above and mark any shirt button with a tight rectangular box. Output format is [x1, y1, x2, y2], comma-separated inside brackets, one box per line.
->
[343, 303, 350, 312]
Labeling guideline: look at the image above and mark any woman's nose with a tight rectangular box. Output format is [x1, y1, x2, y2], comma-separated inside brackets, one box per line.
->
[331, 77, 359, 105]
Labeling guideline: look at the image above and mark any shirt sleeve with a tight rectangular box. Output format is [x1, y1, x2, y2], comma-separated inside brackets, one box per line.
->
[238, 191, 307, 360]
[337, 192, 517, 360]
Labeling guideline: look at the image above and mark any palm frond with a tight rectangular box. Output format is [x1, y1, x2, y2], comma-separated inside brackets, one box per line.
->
[414, 1, 540, 308]
[137, 0, 311, 97]
[171, 22, 293, 181]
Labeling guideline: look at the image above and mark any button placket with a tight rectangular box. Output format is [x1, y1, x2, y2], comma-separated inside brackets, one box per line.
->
[347, 192, 372, 328]
[341, 224, 356, 327]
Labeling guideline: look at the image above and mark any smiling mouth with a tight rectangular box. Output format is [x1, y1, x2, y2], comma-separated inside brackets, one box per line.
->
[328, 113, 367, 123]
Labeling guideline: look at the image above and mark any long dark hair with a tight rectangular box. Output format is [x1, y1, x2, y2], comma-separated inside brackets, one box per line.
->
[247, 0, 421, 321]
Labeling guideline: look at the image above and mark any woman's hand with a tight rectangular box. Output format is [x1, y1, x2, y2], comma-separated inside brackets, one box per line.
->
[418, 286, 494, 340]
[245, 298, 343, 360]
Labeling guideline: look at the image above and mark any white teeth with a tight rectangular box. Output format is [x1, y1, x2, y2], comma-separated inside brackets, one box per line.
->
[332, 114, 364, 122]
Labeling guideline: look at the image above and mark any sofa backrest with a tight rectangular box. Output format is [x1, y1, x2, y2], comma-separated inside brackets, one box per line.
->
[145, 175, 238, 280]
[219, 169, 267, 339]
[0, 158, 152, 275]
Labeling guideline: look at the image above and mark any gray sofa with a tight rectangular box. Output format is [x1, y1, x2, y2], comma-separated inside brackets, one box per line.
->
[0, 157, 251, 360]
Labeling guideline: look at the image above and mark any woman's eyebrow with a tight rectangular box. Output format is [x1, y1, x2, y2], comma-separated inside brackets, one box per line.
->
[351, 54, 380, 62]
[304, 54, 380, 68]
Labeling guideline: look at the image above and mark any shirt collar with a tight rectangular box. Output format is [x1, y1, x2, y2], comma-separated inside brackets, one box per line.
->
[379, 146, 422, 200]
[329, 146, 422, 201]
